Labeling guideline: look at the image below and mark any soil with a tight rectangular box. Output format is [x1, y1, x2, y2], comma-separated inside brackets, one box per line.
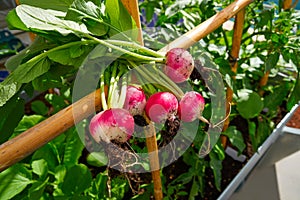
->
[286, 105, 300, 128]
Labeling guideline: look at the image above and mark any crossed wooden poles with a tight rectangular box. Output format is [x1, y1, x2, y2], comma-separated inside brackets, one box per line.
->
[0, 0, 254, 199]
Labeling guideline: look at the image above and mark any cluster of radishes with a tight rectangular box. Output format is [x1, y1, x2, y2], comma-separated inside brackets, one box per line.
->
[89, 48, 207, 144]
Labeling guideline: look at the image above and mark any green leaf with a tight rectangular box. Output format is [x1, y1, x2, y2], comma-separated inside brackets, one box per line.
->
[66, 0, 108, 36]
[0, 77, 22, 107]
[45, 93, 68, 113]
[32, 159, 48, 178]
[263, 82, 289, 114]
[31, 100, 49, 116]
[105, 0, 136, 36]
[265, 52, 280, 72]
[256, 119, 271, 147]
[28, 177, 49, 200]
[63, 129, 84, 167]
[257, 10, 272, 28]
[13, 115, 45, 136]
[61, 164, 92, 195]
[237, 90, 264, 119]
[20, 0, 74, 12]
[32, 64, 75, 91]
[6, 9, 29, 32]
[90, 172, 109, 198]
[47, 43, 95, 66]
[15, 5, 91, 36]
[0, 164, 33, 200]
[111, 177, 128, 199]
[209, 150, 223, 191]
[188, 177, 199, 200]
[248, 121, 258, 151]
[5, 37, 56, 72]
[32, 144, 59, 172]
[86, 152, 108, 167]
[0, 94, 24, 143]
[145, 4, 155, 22]
[13, 56, 51, 83]
[222, 126, 246, 154]
[287, 76, 300, 111]
[53, 165, 67, 196]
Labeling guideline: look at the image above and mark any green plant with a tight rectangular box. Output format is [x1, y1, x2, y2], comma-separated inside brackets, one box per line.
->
[0, 0, 299, 199]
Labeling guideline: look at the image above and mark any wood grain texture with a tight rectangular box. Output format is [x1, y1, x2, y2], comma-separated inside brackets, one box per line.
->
[222, 9, 246, 140]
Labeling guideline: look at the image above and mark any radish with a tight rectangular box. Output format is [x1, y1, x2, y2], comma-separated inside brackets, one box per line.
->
[123, 85, 146, 116]
[89, 108, 134, 143]
[164, 48, 194, 83]
[178, 91, 208, 123]
[145, 91, 178, 123]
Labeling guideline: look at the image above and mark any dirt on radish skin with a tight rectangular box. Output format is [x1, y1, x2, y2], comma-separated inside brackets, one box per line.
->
[179, 91, 205, 122]
[145, 91, 178, 123]
[164, 48, 194, 83]
[89, 108, 134, 143]
[123, 85, 147, 116]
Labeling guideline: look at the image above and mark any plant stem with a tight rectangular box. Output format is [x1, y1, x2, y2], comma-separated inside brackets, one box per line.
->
[155, 66, 185, 98]
[100, 73, 108, 110]
[83, 34, 165, 62]
[106, 39, 165, 58]
[127, 60, 183, 98]
[23, 40, 97, 67]
[117, 74, 128, 108]
[109, 64, 120, 108]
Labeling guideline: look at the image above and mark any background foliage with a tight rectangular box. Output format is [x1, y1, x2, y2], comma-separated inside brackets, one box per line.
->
[0, 0, 299, 199]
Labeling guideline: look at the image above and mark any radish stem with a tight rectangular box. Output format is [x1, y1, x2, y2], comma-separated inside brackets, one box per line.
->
[117, 74, 128, 108]
[100, 73, 108, 110]
[127, 60, 184, 98]
[83, 34, 165, 62]
[106, 39, 165, 58]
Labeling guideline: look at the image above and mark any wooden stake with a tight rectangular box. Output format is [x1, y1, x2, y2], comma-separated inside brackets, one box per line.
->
[258, 0, 292, 96]
[121, 0, 143, 45]
[222, 9, 246, 147]
[121, 1, 163, 199]
[0, 0, 253, 174]
[144, 121, 163, 200]
[283, 0, 293, 9]
[0, 88, 104, 171]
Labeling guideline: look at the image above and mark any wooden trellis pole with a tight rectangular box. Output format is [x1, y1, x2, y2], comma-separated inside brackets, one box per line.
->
[258, 0, 293, 96]
[222, 9, 246, 146]
[0, 0, 253, 174]
[121, 1, 163, 199]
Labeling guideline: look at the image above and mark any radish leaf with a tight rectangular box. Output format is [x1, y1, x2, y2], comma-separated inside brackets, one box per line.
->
[0, 77, 22, 107]
[105, 0, 136, 37]
[66, 0, 108, 36]
[20, 0, 74, 12]
[15, 5, 91, 36]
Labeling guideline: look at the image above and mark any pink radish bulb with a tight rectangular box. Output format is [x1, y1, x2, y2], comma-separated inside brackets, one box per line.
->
[123, 85, 146, 116]
[164, 48, 194, 83]
[89, 108, 134, 143]
[145, 92, 178, 123]
[178, 91, 205, 122]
